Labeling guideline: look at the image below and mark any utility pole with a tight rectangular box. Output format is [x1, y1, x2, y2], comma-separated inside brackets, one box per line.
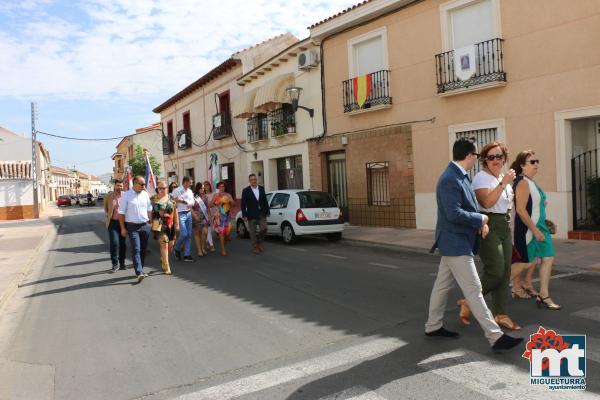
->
[31, 102, 39, 218]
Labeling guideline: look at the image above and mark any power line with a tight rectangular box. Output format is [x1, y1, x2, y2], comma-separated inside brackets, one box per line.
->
[36, 130, 126, 141]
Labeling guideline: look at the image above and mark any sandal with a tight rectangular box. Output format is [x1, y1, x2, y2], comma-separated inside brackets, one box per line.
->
[536, 295, 561, 310]
[511, 286, 531, 299]
[523, 286, 539, 297]
[495, 314, 521, 330]
[457, 299, 471, 325]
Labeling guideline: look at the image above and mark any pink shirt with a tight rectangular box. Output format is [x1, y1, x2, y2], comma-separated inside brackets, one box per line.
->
[111, 193, 121, 221]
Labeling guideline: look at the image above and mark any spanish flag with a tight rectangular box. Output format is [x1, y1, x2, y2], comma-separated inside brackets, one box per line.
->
[352, 73, 372, 107]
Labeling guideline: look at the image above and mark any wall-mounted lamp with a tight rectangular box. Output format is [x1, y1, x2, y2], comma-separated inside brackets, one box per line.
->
[253, 152, 258, 160]
[286, 87, 314, 118]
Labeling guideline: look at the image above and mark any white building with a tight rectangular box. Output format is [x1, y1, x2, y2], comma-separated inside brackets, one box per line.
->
[233, 37, 322, 191]
[0, 126, 51, 219]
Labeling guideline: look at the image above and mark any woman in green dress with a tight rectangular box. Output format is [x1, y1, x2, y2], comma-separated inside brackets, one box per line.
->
[511, 151, 560, 310]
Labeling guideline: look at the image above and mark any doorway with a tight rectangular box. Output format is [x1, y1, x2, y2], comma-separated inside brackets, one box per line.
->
[221, 162, 236, 198]
[327, 151, 348, 221]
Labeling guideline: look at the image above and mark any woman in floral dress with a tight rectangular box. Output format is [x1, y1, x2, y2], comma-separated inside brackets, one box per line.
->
[151, 180, 179, 274]
[210, 181, 235, 256]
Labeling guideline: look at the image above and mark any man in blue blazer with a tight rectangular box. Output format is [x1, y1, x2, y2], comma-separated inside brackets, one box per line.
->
[425, 138, 522, 352]
[241, 173, 270, 254]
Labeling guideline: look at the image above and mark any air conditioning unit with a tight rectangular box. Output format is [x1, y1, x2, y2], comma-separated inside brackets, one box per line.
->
[298, 50, 319, 70]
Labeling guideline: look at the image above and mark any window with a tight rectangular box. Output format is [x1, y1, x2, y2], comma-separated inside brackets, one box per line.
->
[247, 113, 268, 142]
[266, 193, 273, 204]
[182, 111, 191, 146]
[455, 127, 497, 179]
[167, 120, 174, 153]
[347, 27, 388, 78]
[366, 162, 390, 206]
[297, 191, 337, 208]
[440, 0, 500, 50]
[218, 91, 230, 114]
[270, 193, 290, 209]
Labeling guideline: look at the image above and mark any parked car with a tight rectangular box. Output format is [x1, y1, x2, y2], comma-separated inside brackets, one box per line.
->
[56, 195, 73, 207]
[235, 190, 344, 244]
[69, 195, 79, 205]
[97, 193, 106, 202]
[79, 194, 96, 206]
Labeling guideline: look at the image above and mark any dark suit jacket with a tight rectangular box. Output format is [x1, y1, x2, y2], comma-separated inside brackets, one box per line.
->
[431, 162, 483, 257]
[241, 185, 270, 220]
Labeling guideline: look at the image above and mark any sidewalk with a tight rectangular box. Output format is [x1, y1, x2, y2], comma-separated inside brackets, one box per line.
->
[342, 225, 600, 272]
[0, 205, 62, 311]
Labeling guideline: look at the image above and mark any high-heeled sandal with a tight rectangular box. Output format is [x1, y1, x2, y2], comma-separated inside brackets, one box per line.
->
[511, 287, 531, 299]
[523, 286, 539, 297]
[536, 295, 561, 310]
[495, 314, 521, 330]
[457, 299, 471, 325]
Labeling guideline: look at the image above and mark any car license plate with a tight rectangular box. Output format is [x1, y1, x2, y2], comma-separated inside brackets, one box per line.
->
[315, 212, 331, 219]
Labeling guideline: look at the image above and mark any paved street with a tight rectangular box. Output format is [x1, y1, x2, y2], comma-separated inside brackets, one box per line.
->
[0, 206, 599, 400]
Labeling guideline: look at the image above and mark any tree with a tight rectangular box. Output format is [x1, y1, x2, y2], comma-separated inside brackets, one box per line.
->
[128, 144, 161, 178]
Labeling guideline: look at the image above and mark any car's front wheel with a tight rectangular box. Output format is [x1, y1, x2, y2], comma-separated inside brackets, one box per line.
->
[237, 219, 249, 239]
[281, 223, 296, 244]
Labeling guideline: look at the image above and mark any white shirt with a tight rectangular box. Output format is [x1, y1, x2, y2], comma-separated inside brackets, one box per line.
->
[251, 185, 260, 201]
[472, 170, 513, 213]
[118, 189, 152, 224]
[171, 186, 195, 213]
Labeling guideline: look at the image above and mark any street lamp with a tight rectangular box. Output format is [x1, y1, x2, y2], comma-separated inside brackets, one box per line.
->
[286, 87, 314, 118]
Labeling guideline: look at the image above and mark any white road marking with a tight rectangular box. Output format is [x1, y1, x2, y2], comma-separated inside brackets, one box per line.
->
[173, 338, 407, 400]
[319, 386, 387, 400]
[289, 247, 307, 252]
[321, 253, 347, 259]
[572, 306, 600, 323]
[368, 262, 400, 270]
[418, 348, 596, 400]
[531, 271, 585, 282]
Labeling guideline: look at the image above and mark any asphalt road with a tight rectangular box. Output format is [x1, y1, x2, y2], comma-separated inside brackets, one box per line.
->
[0, 206, 599, 400]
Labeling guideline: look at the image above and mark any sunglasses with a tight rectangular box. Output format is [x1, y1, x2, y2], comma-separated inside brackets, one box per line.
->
[528, 159, 540, 165]
[158, 187, 167, 190]
[484, 154, 505, 161]
[136, 182, 146, 187]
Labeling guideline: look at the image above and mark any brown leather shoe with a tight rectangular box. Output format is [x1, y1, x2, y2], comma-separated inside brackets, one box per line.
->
[258, 244, 264, 253]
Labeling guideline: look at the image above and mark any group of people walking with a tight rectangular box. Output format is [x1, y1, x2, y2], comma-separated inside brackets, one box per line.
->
[103, 173, 270, 283]
[425, 138, 559, 352]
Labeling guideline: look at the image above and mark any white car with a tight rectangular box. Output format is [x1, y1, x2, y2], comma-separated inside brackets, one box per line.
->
[235, 190, 344, 244]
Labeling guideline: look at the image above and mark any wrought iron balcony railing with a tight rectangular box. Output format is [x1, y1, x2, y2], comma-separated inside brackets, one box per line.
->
[213, 112, 233, 140]
[342, 70, 392, 113]
[269, 104, 296, 137]
[435, 38, 506, 94]
[247, 114, 269, 143]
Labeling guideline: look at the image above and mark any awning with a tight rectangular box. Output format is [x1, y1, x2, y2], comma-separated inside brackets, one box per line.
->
[232, 88, 258, 119]
[253, 73, 295, 112]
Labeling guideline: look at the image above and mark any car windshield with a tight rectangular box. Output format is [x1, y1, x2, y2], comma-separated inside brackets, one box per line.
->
[297, 191, 337, 208]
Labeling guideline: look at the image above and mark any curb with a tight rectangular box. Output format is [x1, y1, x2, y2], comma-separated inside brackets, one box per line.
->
[0, 221, 60, 312]
[340, 238, 600, 274]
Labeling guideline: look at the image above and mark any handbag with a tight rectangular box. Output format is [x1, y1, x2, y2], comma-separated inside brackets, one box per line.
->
[151, 219, 162, 232]
[545, 219, 557, 235]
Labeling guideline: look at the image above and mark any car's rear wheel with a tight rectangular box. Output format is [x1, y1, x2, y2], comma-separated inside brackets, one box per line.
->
[326, 232, 342, 241]
[281, 223, 296, 244]
[237, 219, 249, 239]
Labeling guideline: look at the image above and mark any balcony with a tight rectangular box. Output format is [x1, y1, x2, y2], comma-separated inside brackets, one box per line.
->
[247, 114, 269, 143]
[269, 104, 296, 138]
[213, 112, 233, 140]
[435, 38, 506, 95]
[342, 70, 392, 114]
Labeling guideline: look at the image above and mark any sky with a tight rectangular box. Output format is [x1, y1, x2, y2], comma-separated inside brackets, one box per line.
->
[0, 0, 357, 176]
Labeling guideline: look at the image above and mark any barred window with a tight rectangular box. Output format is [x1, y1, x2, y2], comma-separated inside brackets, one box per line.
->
[366, 161, 390, 206]
[455, 128, 497, 179]
[247, 113, 268, 143]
